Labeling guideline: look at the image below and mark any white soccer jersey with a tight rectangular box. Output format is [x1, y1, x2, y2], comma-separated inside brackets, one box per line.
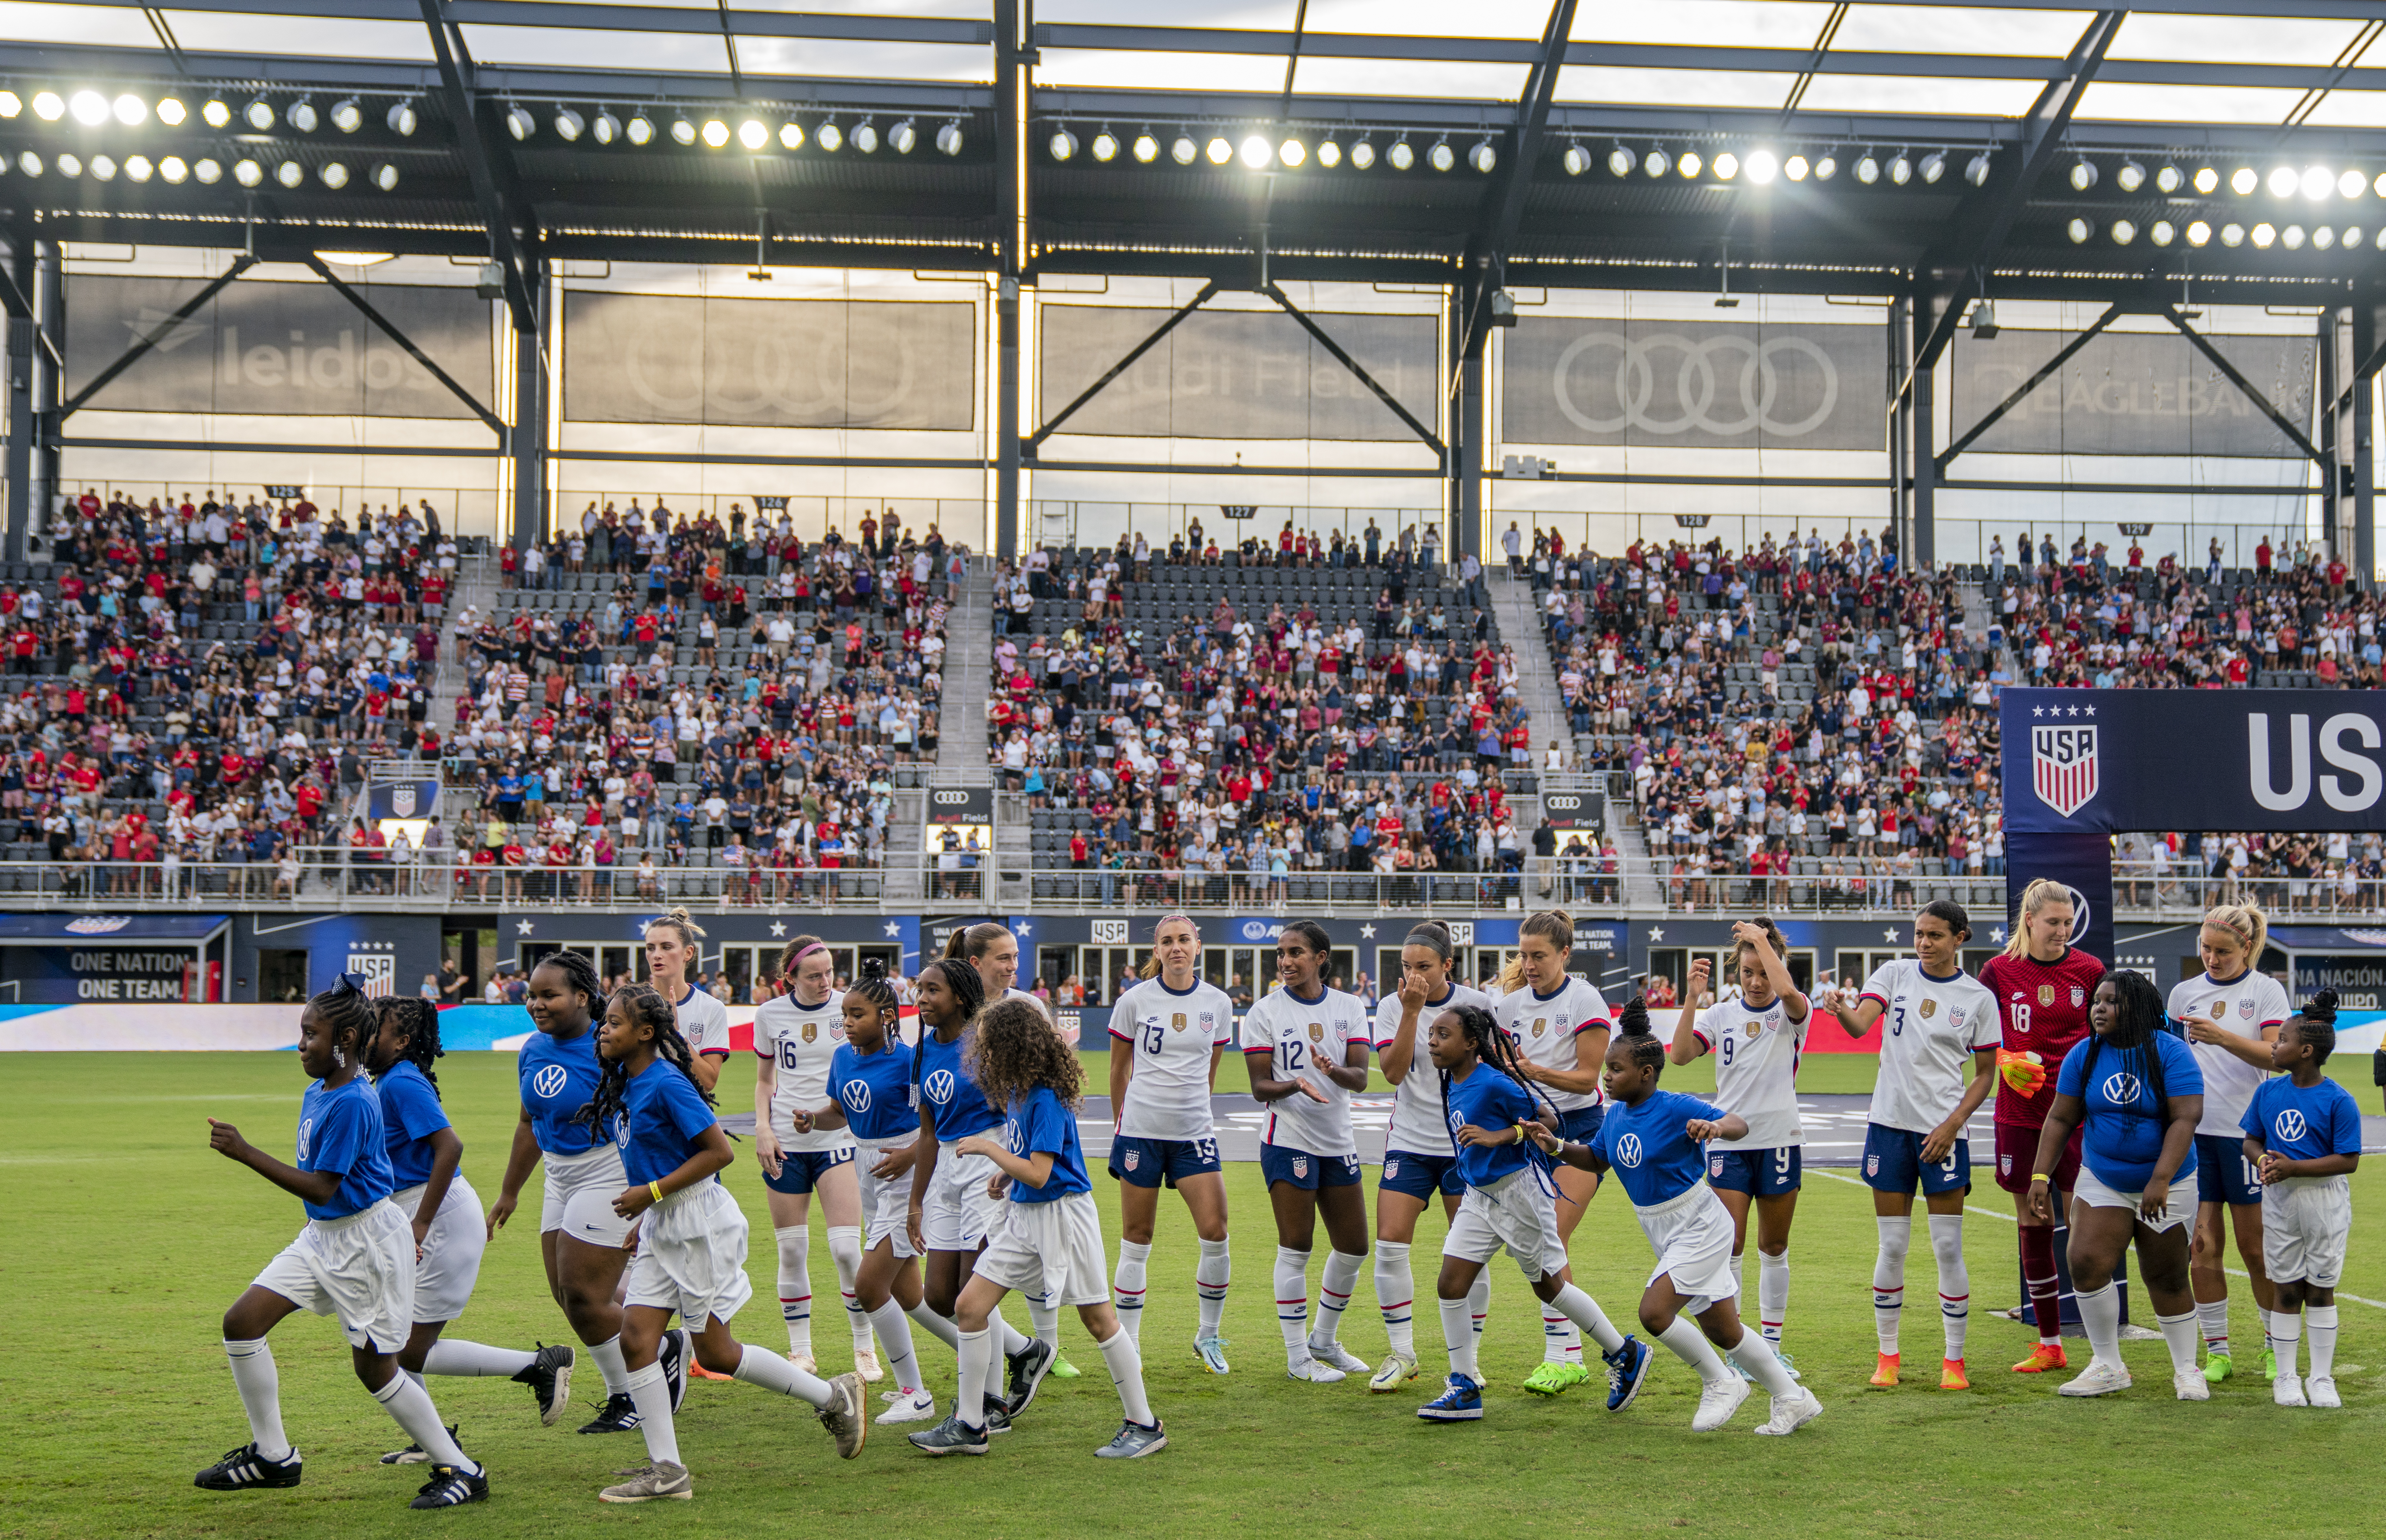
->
[1495, 977, 1614, 1113]
[1239, 984, 1369, 1157]
[753, 988, 852, 1152]
[1690, 994, 1808, 1149]
[1109, 977, 1236, 1142]
[1859, 959, 1999, 1134]
[2169, 969, 2292, 1138]
[1375, 982, 1495, 1156]
[672, 984, 732, 1059]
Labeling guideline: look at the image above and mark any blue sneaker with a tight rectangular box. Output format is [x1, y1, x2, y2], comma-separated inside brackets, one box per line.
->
[1417, 1374, 1484, 1422]
[1604, 1335, 1653, 1413]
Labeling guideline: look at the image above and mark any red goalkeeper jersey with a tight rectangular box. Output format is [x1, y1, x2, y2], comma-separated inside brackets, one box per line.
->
[1978, 947, 2106, 1128]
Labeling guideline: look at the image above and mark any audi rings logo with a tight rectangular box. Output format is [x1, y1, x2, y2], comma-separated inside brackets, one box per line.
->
[1546, 795, 1585, 812]
[1552, 332, 1839, 438]
[933, 791, 976, 806]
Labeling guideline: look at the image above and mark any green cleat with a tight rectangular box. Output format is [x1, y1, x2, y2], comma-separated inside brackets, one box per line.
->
[2262, 1348, 2278, 1381]
[1522, 1360, 1591, 1396]
[1050, 1357, 1082, 1381]
[2202, 1352, 2234, 1384]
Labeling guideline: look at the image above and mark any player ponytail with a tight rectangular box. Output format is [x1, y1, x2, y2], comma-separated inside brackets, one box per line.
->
[2200, 901, 2269, 975]
[1613, 994, 1666, 1074]
[2003, 879, 2072, 958]
[2292, 988, 2339, 1065]
[946, 921, 1011, 963]
[373, 995, 445, 1097]
[310, 976, 374, 1069]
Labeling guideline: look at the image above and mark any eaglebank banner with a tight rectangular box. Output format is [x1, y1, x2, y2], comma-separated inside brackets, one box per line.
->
[2000, 688, 2386, 835]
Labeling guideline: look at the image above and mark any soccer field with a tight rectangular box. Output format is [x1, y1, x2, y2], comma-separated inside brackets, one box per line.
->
[8, 1052, 2383, 1540]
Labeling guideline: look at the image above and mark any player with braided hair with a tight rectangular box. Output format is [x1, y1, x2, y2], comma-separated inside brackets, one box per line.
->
[1525, 998, 1822, 1436]
[588, 984, 868, 1502]
[360, 997, 572, 1465]
[2243, 990, 2362, 1408]
[197, 978, 491, 1507]
[1412, 1002, 1646, 1425]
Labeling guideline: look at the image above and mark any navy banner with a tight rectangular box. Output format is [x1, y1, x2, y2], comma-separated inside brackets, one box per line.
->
[2004, 831, 2117, 972]
[2000, 688, 2386, 834]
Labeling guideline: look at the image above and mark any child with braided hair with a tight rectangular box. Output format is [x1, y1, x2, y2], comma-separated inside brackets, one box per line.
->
[1526, 999, 1824, 1436]
[588, 985, 868, 1503]
[2243, 990, 2363, 1408]
[1414, 1003, 1645, 1424]
[197, 978, 490, 1507]
[361, 996, 573, 1464]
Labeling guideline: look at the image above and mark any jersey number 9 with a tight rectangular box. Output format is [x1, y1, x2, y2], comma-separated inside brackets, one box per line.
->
[1718, 1034, 1735, 1067]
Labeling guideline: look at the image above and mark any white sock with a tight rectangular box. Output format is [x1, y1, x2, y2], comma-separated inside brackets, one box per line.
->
[1096, 1327, 1154, 1425]
[624, 1359, 679, 1467]
[1724, 1328, 1799, 1396]
[1872, 1216, 1910, 1355]
[372, 1371, 477, 1475]
[1113, 1240, 1152, 1348]
[1027, 1288, 1061, 1351]
[907, 1302, 962, 1353]
[1375, 1241, 1415, 1358]
[1275, 1247, 1313, 1359]
[776, 1225, 813, 1355]
[1195, 1238, 1231, 1337]
[2268, 1309, 2304, 1377]
[2198, 1299, 2231, 1356]
[731, 1341, 831, 1407]
[1468, 1272, 1490, 1338]
[422, 1340, 536, 1377]
[1544, 1282, 1627, 1355]
[1758, 1250, 1791, 1344]
[866, 1302, 925, 1395]
[222, 1338, 290, 1461]
[1731, 1252, 1746, 1304]
[1311, 1249, 1364, 1349]
[1439, 1297, 1479, 1380]
[1543, 1310, 1583, 1364]
[826, 1226, 868, 1353]
[2077, 1281, 2124, 1370]
[1657, 1316, 1731, 1386]
[2156, 1309, 2201, 1375]
[2307, 1305, 2338, 1379]
[954, 1326, 992, 1430]
[590, 1333, 631, 1397]
[1928, 1214, 1969, 1362]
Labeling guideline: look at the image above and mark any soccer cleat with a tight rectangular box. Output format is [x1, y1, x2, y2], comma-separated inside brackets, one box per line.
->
[378, 1423, 459, 1465]
[408, 1463, 489, 1509]
[660, 1329, 692, 1412]
[1417, 1374, 1485, 1421]
[1754, 1387, 1825, 1437]
[1192, 1336, 1232, 1375]
[2262, 1348, 2279, 1381]
[1308, 1339, 1371, 1375]
[1286, 1355, 1347, 1384]
[2273, 1373, 2308, 1408]
[1004, 1338, 1056, 1417]
[1523, 1359, 1592, 1396]
[514, 1342, 575, 1426]
[2058, 1361, 2133, 1397]
[688, 1362, 734, 1382]
[599, 1461, 692, 1502]
[1369, 1351, 1421, 1393]
[787, 1351, 818, 1375]
[1095, 1419, 1169, 1458]
[2174, 1368, 2212, 1402]
[1692, 1375, 1753, 1431]
[577, 1392, 641, 1434]
[853, 1346, 885, 1384]
[817, 1371, 869, 1459]
[2011, 1343, 2069, 1375]
[1868, 1352, 1901, 1388]
[906, 1414, 990, 1457]
[2306, 1376, 2340, 1409]
[877, 1388, 937, 1426]
[2201, 1351, 2234, 1384]
[1774, 1349, 1802, 1382]
[1603, 1335, 1653, 1412]
[194, 1443, 302, 1491]
[1050, 1355, 1082, 1380]
[1940, 1358, 1970, 1391]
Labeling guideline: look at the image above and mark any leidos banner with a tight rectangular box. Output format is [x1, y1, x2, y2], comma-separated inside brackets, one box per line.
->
[65, 274, 494, 418]
[2000, 688, 2386, 834]
[1501, 316, 1885, 451]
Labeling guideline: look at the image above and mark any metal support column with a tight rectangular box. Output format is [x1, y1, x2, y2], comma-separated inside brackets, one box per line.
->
[1889, 300, 1908, 563]
[993, 0, 1026, 560]
[998, 278, 1020, 559]
[1911, 300, 1937, 573]
[2321, 309, 2343, 563]
[3, 241, 33, 563]
[2356, 302, 2377, 591]
[1455, 314, 1484, 561]
[32, 242, 61, 545]
[509, 263, 547, 552]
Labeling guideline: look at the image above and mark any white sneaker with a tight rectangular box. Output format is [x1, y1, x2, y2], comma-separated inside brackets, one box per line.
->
[2058, 1361, 2133, 1397]
[1692, 1375, 1752, 1432]
[1754, 1387, 1824, 1436]
[2274, 1374, 2308, 1407]
[853, 1347, 885, 1384]
[2174, 1368, 2211, 1402]
[2306, 1376, 2340, 1408]
[1286, 1356, 1347, 1384]
[1368, 1351, 1420, 1393]
[876, 1388, 937, 1425]
[1308, 1339, 1371, 1375]
[787, 1351, 816, 1375]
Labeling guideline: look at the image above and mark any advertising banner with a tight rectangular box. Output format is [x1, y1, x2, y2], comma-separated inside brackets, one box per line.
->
[1501, 315, 1885, 451]
[1950, 328, 2315, 458]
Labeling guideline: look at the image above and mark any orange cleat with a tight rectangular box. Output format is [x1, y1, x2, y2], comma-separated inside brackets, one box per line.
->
[2011, 1343, 2069, 1375]
[1940, 1358, 1970, 1391]
[1869, 1352, 1900, 1388]
[689, 1362, 735, 1382]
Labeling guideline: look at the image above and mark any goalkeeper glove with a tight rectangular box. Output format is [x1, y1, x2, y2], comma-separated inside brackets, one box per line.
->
[1996, 1047, 2047, 1098]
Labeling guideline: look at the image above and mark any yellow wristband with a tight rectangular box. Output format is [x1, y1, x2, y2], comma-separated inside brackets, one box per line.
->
[649, 1181, 664, 1202]
[2028, 1173, 2051, 1186]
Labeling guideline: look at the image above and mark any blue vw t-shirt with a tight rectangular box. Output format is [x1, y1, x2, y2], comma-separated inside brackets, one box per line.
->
[617, 1058, 721, 1188]
[918, 1028, 1001, 1142]
[373, 1059, 452, 1189]
[826, 1041, 920, 1143]
[1591, 1090, 1724, 1208]
[2241, 1075, 2362, 1166]
[1004, 1085, 1090, 1205]
[298, 1075, 395, 1221]
[1442, 1063, 1535, 1189]
[2058, 1032, 2203, 1191]
[518, 1025, 609, 1155]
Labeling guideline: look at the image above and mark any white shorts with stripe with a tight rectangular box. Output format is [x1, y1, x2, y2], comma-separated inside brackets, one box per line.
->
[541, 1143, 632, 1249]
[252, 1199, 415, 1353]
[973, 1190, 1110, 1307]
[1442, 1170, 1570, 1280]
[857, 1136, 922, 1259]
[2074, 1165, 2194, 1233]
[626, 1180, 755, 1327]
[921, 1142, 1005, 1253]
[393, 1175, 486, 1324]
[1631, 1183, 1738, 1312]
[2262, 1174, 2352, 1287]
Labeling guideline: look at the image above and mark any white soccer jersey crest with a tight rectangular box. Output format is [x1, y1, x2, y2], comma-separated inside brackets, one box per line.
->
[753, 989, 852, 1151]
[1494, 977, 1614, 1113]
[1860, 959, 1999, 1133]
[1375, 982, 1495, 1155]
[2168, 970, 2292, 1138]
[1239, 985, 1368, 1157]
[673, 984, 732, 1058]
[1109, 977, 1236, 1142]
[1692, 994, 1808, 1149]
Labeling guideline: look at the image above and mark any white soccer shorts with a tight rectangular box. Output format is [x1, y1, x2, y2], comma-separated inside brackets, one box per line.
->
[542, 1144, 633, 1249]
[2074, 1165, 2195, 1233]
[921, 1143, 1005, 1253]
[2262, 1174, 2352, 1288]
[625, 1180, 756, 1328]
[252, 1199, 415, 1353]
[392, 1175, 486, 1324]
[1633, 1183, 1739, 1311]
[972, 1191, 1110, 1307]
[1442, 1170, 1570, 1279]
[857, 1137, 922, 1259]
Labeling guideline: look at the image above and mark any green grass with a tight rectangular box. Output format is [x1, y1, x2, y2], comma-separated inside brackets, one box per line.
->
[8, 1053, 2385, 1539]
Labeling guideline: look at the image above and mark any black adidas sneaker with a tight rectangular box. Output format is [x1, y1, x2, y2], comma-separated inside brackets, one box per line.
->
[514, 1343, 576, 1427]
[408, 1462, 490, 1509]
[195, 1442, 302, 1490]
[577, 1392, 642, 1434]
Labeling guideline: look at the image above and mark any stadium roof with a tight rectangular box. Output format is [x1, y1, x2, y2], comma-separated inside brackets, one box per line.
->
[4, 2, 2386, 319]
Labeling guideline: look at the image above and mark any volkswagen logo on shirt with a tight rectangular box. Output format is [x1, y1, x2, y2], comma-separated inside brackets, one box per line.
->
[1615, 1132, 1644, 1168]
[296, 1116, 314, 1160]
[923, 1069, 955, 1106]
[2101, 1072, 2143, 1105]
[2275, 1109, 2308, 1143]
[840, 1080, 872, 1114]
[532, 1065, 568, 1099]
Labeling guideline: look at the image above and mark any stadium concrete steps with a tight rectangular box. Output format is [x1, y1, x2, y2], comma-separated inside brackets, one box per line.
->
[993, 789, 1030, 907]
[1486, 568, 1567, 838]
[1954, 579, 2018, 678]
[879, 789, 926, 903]
[939, 560, 994, 773]
[429, 550, 497, 732]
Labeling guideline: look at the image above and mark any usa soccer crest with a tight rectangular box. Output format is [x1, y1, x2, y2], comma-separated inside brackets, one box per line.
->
[1293, 1156, 1310, 1179]
[1866, 1154, 1880, 1177]
[392, 784, 418, 817]
[2069, 986, 2085, 1007]
[1384, 1159, 1401, 1179]
[1124, 1150, 1140, 1171]
[2031, 723, 2100, 818]
[2037, 984, 2055, 1007]
[1711, 1157, 1725, 1177]
[1950, 1007, 1965, 1029]
[2000, 1153, 2013, 1175]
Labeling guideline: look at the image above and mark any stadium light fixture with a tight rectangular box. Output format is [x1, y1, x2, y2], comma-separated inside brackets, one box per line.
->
[1855, 151, 1879, 185]
[2156, 163, 2181, 193]
[70, 90, 109, 127]
[275, 159, 303, 188]
[113, 92, 147, 127]
[2066, 217, 2091, 243]
[700, 118, 729, 149]
[556, 107, 586, 143]
[1813, 151, 1838, 181]
[321, 161, 349, 189]
[2315, 225, 2336, 249]
[671, 115, 697, 146]
[1351, 138, 1376, 170]
[1678, 149, 1703, 179]
[1785, 153, 1810, 182]
[737, 119, 766, 151]
[289, 98, 319, 133]
[1388, 138, 1415, 171]
[2345, 225, 2364, 247]
[2185, 219, 2210, 246]
[2283, 224, 2306, 248]
[1713, 151, 1739, 181]
[32, 91, 64, 122]
[1607, 143, 1635, 177]
[56, 153, 82, 178]
[2252, 221, 2277, 247]
[2300, 166, 2330, 198]
[195, 156, 222, 183]
[938, 120, 965, 156]
[1280, 137, 1307, 169]
[2115, 158, 2144, 192]
[2340, 169, 2364, 199]
[14, 152, 39, 176]
[1644, 146, 1670, 178]
[1171, 133, 1197, 165]
[1206, 135, 1233, 165]
[889, 119, 917, 155]
[626, 112, 655, 146]
[1469, 138, 1496, 174]
[1089, 128, 1117, 162]
[245, 97, 275, 132]
[1241, 134, 1273, 170]
[1429, 139, 1455, 173]
[1050, 127, 1078, 161]
[2267, 165, 2296, 196]
[817, 121, 844, 152]
[2220, 222, 2244, 246]
[160, 155, 187, 183]
[90, 154, 115, 180]
[1888, 150, 1911, 185]
[1562, 143, 1590, 176]
[506, 105, 537, 141]
[2150, 219, 2174, 246]
[2068, 156, 2096, 191]
[2192, 166, 2217, 194]
[1132, 131, 1158, 164]
[0, 90, 19, 119]
[330, 98, 362, 133]
[1965, 151, 1992, 187]
[2229, 166, 2255, 195]
[373, 162, 399, 191]
[386, 100, 417, 137]
[233, 157, 264, 187]
[2110, 218, 2136, 245]
[594, 110, 620, 146]
[1318, 139, 1342, 169]
[853, 120, 878, 153]
[125, 154, 152, 181]
[1745, 148, 1777, 184]
[779, 120, 803, 150]
[1919, 150, 1945, 184]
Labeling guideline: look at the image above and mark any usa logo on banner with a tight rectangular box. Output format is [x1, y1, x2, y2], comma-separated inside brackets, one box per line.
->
[2032, 725, 2100, 818]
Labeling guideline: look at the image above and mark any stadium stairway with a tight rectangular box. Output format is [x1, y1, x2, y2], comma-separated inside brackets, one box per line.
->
[429, 548, 497, 730]
[1954, 577, 2018, 680]
[938, 560, 994, 773]
[878, 788, 927, 904]
[1488, 567, 1565, 833]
